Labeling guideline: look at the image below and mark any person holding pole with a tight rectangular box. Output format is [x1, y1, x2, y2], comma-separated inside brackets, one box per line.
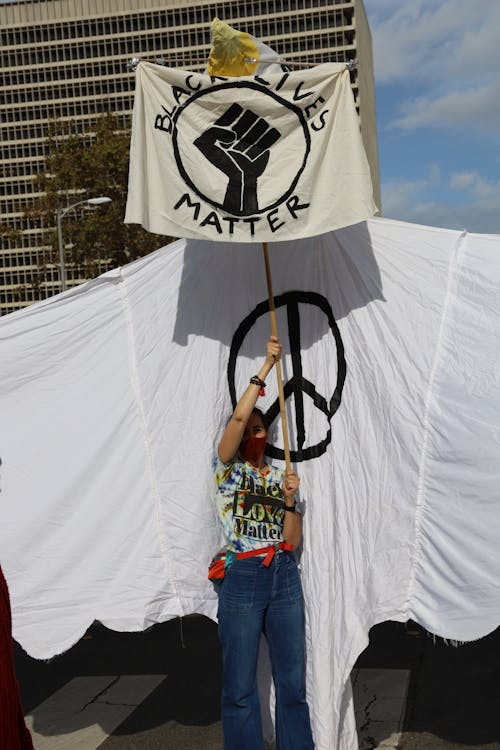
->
[211, 335, 314, 750]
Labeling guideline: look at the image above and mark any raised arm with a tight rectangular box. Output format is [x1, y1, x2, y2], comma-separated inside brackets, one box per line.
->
[218, 336, 282, 464]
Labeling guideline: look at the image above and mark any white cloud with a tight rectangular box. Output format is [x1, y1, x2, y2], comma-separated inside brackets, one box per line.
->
[449, 171, 500, 199]
[381, 167, 500, 233]
[363, 0, 500, 133]
[362, 1, 500, 232]
[391, 78, 500, 132]
[449, 172, 475, 190]
[365, 0, 500, 84]
[380, 164, 440, 218]
[427, 162, 442, 185]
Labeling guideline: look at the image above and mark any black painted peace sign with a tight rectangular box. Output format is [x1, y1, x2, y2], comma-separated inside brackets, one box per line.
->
[228, 291, 347, 462]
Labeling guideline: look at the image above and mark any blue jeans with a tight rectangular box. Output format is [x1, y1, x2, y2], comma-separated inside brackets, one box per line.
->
[217, 551, 314, 750]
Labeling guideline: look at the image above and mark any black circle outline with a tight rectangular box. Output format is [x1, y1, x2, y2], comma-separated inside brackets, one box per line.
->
[172, 81, 311, 216]
[228, 291, 346, 462]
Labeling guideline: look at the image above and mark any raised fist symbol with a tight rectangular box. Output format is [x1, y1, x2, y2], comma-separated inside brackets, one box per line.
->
[194, 103, 281, 215]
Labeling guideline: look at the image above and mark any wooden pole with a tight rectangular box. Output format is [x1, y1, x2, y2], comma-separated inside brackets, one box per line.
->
[262, 242, 292, 473]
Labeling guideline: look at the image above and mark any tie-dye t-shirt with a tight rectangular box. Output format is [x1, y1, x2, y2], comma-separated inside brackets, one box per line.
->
[213, 457, 286, 553]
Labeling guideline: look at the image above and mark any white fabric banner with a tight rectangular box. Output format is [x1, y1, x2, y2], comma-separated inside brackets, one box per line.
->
[1, 218, 500, 750]
[124, 62, 377, 242]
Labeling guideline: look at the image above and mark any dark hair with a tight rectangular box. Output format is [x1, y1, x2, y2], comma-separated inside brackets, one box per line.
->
[251, 407, 270, 430]
[225, 407, 270, 430]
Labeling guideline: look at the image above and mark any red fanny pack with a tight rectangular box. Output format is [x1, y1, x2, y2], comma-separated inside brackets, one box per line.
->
[208, 542, 294, 581]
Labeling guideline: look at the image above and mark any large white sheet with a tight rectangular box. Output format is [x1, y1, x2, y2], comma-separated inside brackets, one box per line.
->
[1, 217, 499, 749]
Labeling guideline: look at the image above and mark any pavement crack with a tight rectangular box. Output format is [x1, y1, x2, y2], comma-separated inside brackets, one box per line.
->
[358, 691, 377, 748]
[79, 676, 121, 712]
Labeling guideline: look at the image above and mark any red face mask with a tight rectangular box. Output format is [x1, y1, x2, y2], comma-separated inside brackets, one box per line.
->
[239, 435, 267, 464]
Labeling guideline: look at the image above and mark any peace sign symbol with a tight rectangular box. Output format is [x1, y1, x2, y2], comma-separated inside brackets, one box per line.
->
[228, 291, 347, 462]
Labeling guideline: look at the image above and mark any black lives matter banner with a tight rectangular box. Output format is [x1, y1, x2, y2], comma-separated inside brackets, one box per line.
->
[125, 62, 377, 242]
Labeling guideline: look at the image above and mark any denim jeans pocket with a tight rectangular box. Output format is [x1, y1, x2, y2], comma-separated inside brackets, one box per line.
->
[221, 562, 257, 611]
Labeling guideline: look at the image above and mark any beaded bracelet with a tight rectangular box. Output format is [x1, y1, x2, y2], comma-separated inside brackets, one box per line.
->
[250, 375, 266, 397]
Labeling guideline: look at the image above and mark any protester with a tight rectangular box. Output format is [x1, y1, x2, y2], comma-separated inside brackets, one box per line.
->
[0, 565, 34, 750]
[212, 335, 314, 750]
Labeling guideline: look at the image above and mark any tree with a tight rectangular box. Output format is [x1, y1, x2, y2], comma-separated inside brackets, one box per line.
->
[25, 113, 171, 287]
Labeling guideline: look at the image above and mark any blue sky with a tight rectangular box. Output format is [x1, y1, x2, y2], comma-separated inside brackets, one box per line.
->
[363, 0, 500, 233]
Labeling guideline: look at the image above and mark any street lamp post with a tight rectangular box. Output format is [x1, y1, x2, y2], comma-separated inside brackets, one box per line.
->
[56, 196, 112, 291]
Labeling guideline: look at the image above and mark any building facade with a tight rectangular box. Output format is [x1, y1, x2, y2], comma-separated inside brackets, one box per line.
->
[0, 0, 380, 315]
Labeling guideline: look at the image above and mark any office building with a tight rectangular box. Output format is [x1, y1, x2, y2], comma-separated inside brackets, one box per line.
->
[0, 0, 380, 315]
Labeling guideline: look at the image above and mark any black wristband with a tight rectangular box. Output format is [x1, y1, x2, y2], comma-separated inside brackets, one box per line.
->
[284, 503, 296, 512]
[250, 375, 266, 388]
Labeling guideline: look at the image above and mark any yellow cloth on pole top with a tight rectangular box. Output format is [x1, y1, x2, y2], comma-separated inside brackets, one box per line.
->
[207, 18, 259, 77]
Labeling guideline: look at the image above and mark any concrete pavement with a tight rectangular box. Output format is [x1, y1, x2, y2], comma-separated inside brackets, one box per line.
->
[14, 616, 500, 749]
